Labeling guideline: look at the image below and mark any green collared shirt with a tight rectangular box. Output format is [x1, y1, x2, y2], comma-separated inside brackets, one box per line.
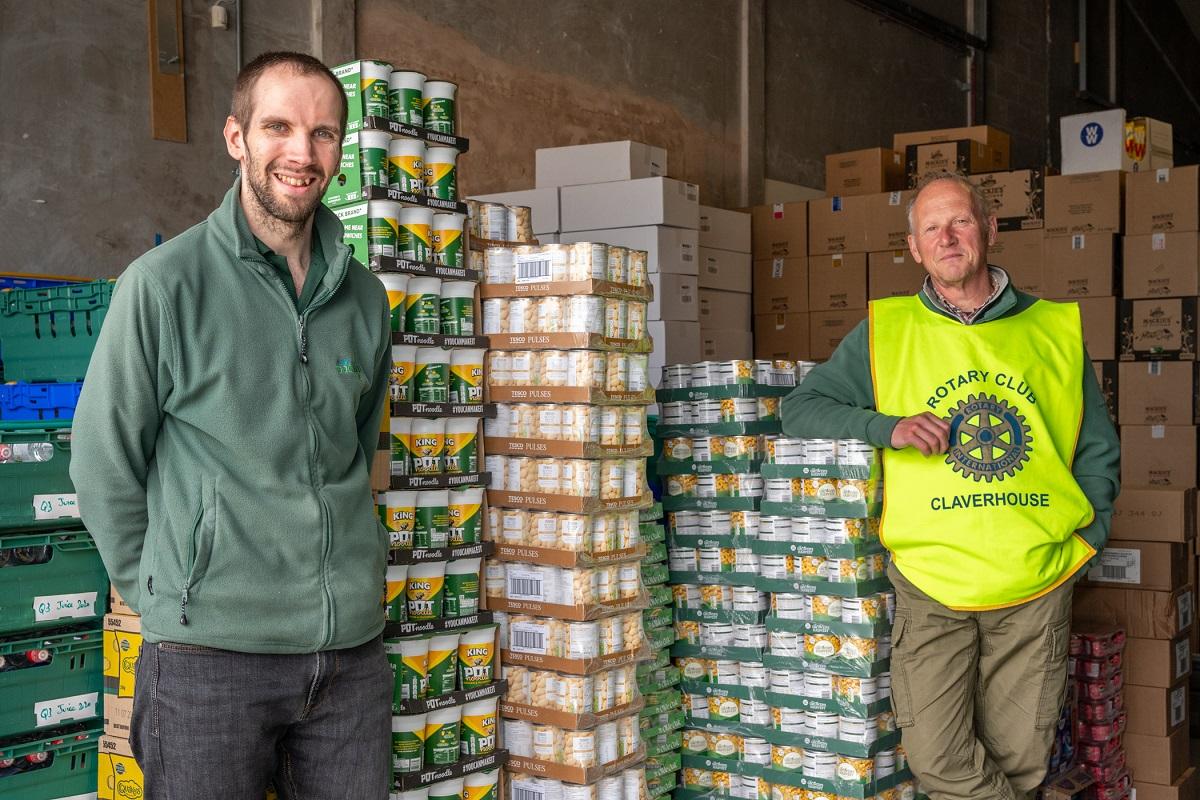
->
[251, 229, 328, 313]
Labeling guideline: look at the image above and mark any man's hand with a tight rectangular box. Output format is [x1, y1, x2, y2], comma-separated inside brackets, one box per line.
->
[891, 412, 951, 456]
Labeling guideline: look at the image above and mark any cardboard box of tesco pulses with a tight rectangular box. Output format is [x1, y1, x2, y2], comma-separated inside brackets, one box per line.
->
[647, 273, 698, 322]
[1119, 297, 1199, 361]
[700, 328, 754, 360]
[1124, 729, 1191, 787]
[1072, 584, 1195, 639]
[988, 230, 1043, 295]
[810, 309, 867, 361]
[559, 177, 698, 232]
[1123, 633, 1193, 688]
[468, 187, 560, 235]
[1123, 232, 1200, 299]
[1078, 297, 1118, 362]
[1109, 487, 1196, 542]
[968, 169, 1045, 232]
[558, 226, 698, 275]
[824, 148, 905, 196]
[1060, 109, 1173, 175]
[751, 202, 808, 258]
[808, 195, 869, 255]
[808, 253, 867, 311]
[753, 257, 809, 315]
[754, 313, 811, 361]
[1126, 165, 1199, 235]
[905, 140, 1005, 188]
[698, 247, 752, 293]
[1044, 171, 1124, 237]
[892, 125, 1012, 170]
[1118, 362, 1200, 425]
[1084, 539, 1191, 591]
[535, 140, 666, 188]
[698, 289, 752, 331]
[1042, 233, 1119, 299]
[868, 250, 925, 300]
[1120, 425, 1198, 487]
[862, 191, 914, 252]
[699, 206, 751, 252]
[1124, 680, 1189, 736]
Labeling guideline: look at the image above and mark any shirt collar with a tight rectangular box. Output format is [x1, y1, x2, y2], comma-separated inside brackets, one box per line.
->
[922, 266, 1009, 325]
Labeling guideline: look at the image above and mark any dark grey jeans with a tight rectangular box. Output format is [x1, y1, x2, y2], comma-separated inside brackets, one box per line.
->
[130, 635, 392, 800]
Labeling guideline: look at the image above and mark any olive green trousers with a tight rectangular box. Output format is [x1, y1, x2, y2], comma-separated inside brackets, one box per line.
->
[888, 563, 1075, 800]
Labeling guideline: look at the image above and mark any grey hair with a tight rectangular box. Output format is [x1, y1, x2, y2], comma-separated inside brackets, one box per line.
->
[905, 171, 993, 235]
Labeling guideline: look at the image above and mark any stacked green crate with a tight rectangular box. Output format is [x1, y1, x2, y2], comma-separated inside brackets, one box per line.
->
[638, 500, 681, 799]
[0, 283, 113, 799]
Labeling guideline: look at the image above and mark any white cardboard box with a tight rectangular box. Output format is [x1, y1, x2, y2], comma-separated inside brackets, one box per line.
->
[699, 206, 752, 253]
[536, 140, 667, 188]
[648, 273, 699, 322]
[699, 247, 752, 293]
[560, 177, 700, 232]
[468, 187, 560, 235]
[1061, 109, 1174, 175]
[700, 328, 754, 359]
[699, 289, 752, 330]
[558, 226, 698, 275]
[649, 320, 702, 383]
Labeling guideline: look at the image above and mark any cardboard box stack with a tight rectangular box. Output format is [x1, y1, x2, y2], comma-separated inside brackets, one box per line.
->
[696, 206, 753, 360]
[98, 589, 141, 799]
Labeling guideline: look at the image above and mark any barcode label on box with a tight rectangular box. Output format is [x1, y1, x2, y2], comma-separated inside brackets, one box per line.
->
[1152, 233, 1167, 251]
[512, 780, 544, 800]
[1170, 686, 1186, 726]
[510, 621, 549, 654]
[888, 192, 902, 206]
[1156, 168, 1170, 183]
[1175, 639, 1190, 679]
[1071, 234, 1086, 250]
[772, 203, 784, 219]
[507, 567, 545, 601]
[1087, 548, 1140, 585]
[772, 258, 784, 278]
[1177, 591, 1193, 629]
[515, 254, 552, 283]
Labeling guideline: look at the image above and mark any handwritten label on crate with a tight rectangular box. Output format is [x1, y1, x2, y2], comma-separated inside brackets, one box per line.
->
[35, 691, 99, 728]
[33, 591, 99, 622]
[33, 493, 80, 520]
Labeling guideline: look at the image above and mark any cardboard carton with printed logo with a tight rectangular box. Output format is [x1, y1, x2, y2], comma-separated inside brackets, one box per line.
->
[892, 125, 1012, 169]
[1044, 172, 1124, 237]
[1072, 584, 1195, 639]
[1123, 634, 1194, 687]
[1042, 233, 1120, 299]
[1080, 297, 1119, 361]
[824, 148, 905, 197]
[862, 190, 914, 252]
[1125, 680, 1190, 736]
[754, 313, 811, 361]
[968, 168, 1046, 231]
[1083, 539, 1191, 591]
[1110, 487, 1196, 542]
[1126, 165, 1199, 235]
[1119, 297, 1199, 361]
[1119, 425, 1199, 487]
[1122, 232, 1200, 299]
[988, 230, 1043, 295]
[905, 140, 1004, 187]
[698, 205, 751, 252]
[810, 309, 867, 361]
[808, 195, 869, 255]
[808, 252, 867, 311]
[751, 201, 808, 258]
[868, 250, 926, 300]
[1118, 362, 1200, 425]
[752, 256, 808, 314]
[1061, 109, 1173, 175]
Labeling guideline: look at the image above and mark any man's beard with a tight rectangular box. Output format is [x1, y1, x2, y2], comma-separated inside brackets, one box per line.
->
[243, 150, 325, 231]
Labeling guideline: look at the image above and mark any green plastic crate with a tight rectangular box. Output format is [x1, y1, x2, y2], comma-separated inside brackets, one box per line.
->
[0, 280, 113, 382]
[0, 720, 101, 800]
[0, 529, 108, 636]
[0, 421, 78, 531]
[0, 625, 103, 740]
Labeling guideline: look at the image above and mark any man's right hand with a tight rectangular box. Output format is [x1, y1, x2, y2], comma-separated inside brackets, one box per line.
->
[890, 412, 951, 456]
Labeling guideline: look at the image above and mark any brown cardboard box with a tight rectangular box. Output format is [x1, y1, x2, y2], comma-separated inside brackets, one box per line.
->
[893, 125, 1012, 169]
[862, 190, 914, 252]
[1123, 232, 1200, 299]
[1039, 766, 1094, 800]
[700, 328, 754, 360]
[1120, 425, 1198, 487]
[1084, 539, 1191, 591]
[1127, 165, 1200, 235]
[824, 148, 905, 197]
[1124, 634, 1193, 687]
[754, 312, 811, 361]
[868, 250, 925, 300]
[109, 586, 135, 616]
[905, 140, 1003, 187]
[808, 252, 868, 311]
[1119, 297, 1199, 361]
[751, 201, 808, 258]
[1042, 233, 1120, 299]
[989, 230, 1043, 294]
[1118, 361, 1199, 425]
[1044, 171, 1125, 237]
[699, 289, 752, 330]
[1110, 487, 1196, 542]
[968, 169, 1045, 231]
[1124, 728, 1191, 786]
[1072, 584, 1195, 638]
[1125, 680, 1189, 736]
[753, 257, 808, 314]
[810, 309, 868, 361]
[1079, 297, 1118, 361]
[1093, 360, 1118, 424]
[807, 195, 869, 255]
[1131, 765, 1197, 800]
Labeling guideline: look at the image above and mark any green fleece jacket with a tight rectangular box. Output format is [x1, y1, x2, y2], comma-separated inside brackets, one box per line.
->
[780, 277, 1121, 560]
[70, 180, 392, 653]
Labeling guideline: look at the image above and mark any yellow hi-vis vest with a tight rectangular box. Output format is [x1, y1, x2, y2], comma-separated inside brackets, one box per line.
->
[869, 295, 1096, 610]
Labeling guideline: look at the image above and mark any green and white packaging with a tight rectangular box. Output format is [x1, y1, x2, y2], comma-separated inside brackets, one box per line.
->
[414, 490, 450, 549]
[444, 558, 481, 618]
[388, 70, 425, 127]
[423, 707, 462, 766]
[391, 713, 426, 773]
[425, 632, 460, 697]
[406, 560, 447, 621]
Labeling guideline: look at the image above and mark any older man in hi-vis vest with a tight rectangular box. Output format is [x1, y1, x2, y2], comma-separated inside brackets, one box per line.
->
[782, 172, 1120, 799]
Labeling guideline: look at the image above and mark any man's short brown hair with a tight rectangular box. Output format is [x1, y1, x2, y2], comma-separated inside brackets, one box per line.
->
[231, 51, 348, 136]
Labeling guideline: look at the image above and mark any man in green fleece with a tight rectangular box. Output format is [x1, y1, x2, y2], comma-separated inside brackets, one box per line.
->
[782, 173, 1119, 800]
[71, 52, 393, 798]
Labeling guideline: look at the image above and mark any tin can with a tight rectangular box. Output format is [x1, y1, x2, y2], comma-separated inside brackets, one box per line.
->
[604, 299, 628, 340]
[662, 364, 691, 390]
[772, 592, 807, 620]
[803, 438, 838, 465]
[567, 242, 608, 281]
[627, 249, 648, 287]
[809, 594, 842, 622]
[607, 246, 629, 284]
[769, 630, 802, 657]
[806, 712, 840, 739]
[477, 203, 509, 241]
[508, 205, 533, 243]
[483, 247, 515, 285]
[772, 743, 804, 771]
[565, 295, 604, 335]
[805, 632, 841, 660]
[759, 555, 791, 578]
